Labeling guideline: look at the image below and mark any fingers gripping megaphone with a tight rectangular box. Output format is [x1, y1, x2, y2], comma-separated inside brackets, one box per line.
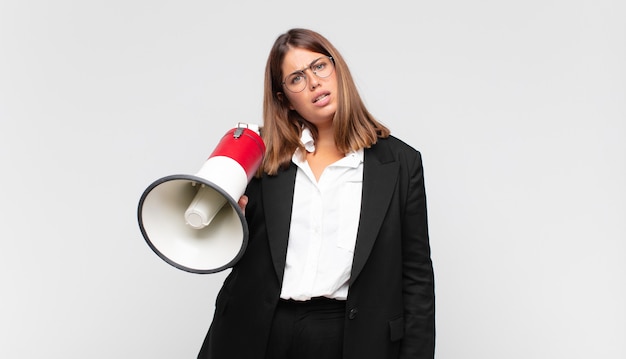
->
[137, 123, 265, 274]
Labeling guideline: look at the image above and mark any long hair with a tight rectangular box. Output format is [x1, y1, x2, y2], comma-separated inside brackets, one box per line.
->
[261, 28, 390, 176]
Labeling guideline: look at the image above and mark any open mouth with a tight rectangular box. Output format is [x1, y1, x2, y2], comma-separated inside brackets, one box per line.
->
[313, 93, 329, 103]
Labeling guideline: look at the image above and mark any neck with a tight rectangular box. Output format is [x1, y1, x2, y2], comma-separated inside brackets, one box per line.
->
[306, 127, 344, 181]
[316, 128, 339, 152]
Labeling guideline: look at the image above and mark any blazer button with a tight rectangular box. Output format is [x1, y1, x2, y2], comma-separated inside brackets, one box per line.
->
[348, 308, 358, 319]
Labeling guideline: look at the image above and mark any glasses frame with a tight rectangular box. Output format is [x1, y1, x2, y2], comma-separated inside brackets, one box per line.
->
[281, 56, 335, 93]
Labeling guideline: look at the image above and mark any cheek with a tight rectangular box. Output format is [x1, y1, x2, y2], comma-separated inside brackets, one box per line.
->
[285, 94, 306, 111]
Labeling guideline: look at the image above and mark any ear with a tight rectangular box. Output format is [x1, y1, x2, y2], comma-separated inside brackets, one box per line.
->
[276, 92, 295, 110]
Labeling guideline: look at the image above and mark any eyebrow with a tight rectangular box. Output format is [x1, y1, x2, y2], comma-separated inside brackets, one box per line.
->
[286, 57, 324, 77]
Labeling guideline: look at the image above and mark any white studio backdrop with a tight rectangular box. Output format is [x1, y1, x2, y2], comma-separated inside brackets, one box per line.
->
[1, 0, 624, 358]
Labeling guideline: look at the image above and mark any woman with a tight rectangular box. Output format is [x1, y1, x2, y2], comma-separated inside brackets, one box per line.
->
[198, 28, 435, 359]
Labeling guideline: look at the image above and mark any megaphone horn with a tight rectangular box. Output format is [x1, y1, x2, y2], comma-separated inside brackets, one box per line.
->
[137, 124, 265, 274]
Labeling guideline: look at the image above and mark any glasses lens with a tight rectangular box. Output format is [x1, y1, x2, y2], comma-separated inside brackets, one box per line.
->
[285, 72, 307, 93]
[312, 57, 334, 78]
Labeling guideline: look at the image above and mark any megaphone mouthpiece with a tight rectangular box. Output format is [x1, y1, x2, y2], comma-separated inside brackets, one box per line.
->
[184, 184, 228, 229]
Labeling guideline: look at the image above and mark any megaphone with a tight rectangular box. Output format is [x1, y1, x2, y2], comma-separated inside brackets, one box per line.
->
[137, 123, 265, 274]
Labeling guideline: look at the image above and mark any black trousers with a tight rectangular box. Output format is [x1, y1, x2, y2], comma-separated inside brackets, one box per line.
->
[265, 297, 346, 359]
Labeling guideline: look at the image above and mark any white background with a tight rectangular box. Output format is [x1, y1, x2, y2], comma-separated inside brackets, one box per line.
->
[1, 1, 624, 358]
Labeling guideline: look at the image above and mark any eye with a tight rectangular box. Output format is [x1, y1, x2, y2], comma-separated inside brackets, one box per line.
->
[312, 60, 327, 72]
[289, 72, 305, 85]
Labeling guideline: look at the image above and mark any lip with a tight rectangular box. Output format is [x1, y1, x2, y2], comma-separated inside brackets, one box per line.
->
[312, 91, 331, 105]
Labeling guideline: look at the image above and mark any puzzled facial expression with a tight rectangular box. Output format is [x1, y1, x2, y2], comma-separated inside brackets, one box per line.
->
[280, 47, 338, 126]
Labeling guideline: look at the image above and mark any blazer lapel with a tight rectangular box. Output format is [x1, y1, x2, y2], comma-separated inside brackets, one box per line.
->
[261, 163, 297, 283]
[350, 141, 399, 284]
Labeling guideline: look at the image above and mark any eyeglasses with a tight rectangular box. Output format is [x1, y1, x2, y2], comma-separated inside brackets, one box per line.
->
[281, 56, 335, 93]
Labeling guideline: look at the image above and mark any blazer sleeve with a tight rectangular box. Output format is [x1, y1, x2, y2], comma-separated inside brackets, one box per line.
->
[400, 150, 436, 358]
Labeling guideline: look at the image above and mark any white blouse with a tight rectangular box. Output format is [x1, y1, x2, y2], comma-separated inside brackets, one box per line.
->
[280, 128, 364, 301]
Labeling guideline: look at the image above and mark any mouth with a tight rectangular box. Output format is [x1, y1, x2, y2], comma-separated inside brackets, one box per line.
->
[313, 92, 330, 103]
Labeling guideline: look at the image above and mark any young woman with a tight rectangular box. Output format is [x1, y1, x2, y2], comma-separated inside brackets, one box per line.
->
[198, 28, 435, 359]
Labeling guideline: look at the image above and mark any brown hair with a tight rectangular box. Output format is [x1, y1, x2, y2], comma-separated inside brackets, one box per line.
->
[260, 28, 390, 176]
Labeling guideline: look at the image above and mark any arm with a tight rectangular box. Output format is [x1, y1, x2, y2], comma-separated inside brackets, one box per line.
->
[400, 151, 436, 358]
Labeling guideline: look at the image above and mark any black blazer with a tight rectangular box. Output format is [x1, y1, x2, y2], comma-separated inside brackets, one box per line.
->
[199, 135, 435, 359]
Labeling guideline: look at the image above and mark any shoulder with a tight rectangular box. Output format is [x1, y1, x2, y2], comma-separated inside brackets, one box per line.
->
[379, 135, 421, 151]
[368, 135, 423, 163]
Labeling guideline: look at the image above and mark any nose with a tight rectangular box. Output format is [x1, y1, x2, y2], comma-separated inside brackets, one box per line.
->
[306, 69, 320, 90]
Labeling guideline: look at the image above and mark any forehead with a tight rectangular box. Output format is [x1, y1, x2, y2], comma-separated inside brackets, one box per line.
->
[282, 48, 326, 73]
